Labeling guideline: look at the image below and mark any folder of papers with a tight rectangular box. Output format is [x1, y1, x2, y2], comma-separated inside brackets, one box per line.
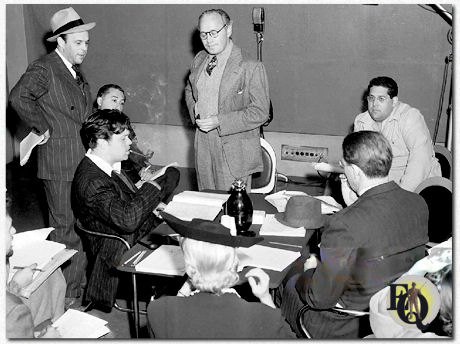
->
[8, 227, 77, 298]
[259, 214, 306, 237]
[163, 191, 230, 221]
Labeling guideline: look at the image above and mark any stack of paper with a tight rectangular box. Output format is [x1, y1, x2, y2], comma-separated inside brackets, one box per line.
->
[259, 214, 306, 237]
[52, 309, 110, 338]
[265, 190, 342, 214]
[163, 191, 230, 221]
[135, 245, 185, 275]
[236, 245, 301, 272]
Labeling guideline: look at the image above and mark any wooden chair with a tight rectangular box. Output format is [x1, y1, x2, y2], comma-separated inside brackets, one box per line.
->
[251, 137, 277, 194]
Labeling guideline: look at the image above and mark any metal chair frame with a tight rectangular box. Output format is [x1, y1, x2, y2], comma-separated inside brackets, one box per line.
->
[251, 137, 277, 194]
[76, 219, 145, 338]
[433, 145, 452, 180]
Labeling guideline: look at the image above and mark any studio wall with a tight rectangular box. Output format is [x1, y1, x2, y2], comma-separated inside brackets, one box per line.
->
[9, 4, 453, 144]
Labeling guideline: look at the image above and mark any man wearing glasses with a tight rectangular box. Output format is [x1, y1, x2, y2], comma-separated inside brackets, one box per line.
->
[185, 9, 270, 191]
[353, 76, 441, 192]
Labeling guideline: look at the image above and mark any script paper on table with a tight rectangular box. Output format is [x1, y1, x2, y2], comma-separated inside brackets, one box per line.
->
[236, 245, 301, 272]
[163, 191, 230, 221]
[135, 245, 186, 275]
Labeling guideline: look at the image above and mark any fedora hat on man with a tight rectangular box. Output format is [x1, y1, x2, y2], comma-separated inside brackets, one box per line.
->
[47, 7, 96, 42]
[161, 212, 263, 248]
[274, 195, 325, 229]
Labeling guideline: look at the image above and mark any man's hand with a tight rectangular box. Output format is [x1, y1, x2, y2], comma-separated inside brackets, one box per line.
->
[340, 174, 358, 206]
[37, 325, 61, 338]
[246, 268, 276, 308]
[10, 263, 37, 291]
[38, 130, 50, 145]
[196, 115, 219, 133]
[139, 166, 156, 181]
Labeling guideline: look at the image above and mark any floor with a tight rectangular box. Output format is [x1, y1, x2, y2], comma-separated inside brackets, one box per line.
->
[6, 156, 327, 338]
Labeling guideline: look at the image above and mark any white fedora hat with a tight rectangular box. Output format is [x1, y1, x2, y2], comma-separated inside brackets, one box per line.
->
[47, 7, 95, 42]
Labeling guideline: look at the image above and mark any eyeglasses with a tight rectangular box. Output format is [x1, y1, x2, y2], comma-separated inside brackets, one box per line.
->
[366, 95, 390, 104]
[199, 24, 227, 40]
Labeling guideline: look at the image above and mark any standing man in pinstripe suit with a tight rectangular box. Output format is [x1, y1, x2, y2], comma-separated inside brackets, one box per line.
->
[9, 7, 96, 307]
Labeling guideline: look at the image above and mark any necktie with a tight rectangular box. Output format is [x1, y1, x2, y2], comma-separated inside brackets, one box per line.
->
[206, 55, 217, 76]
[72, 65, 84, 86]
[112, 170, 137, 193]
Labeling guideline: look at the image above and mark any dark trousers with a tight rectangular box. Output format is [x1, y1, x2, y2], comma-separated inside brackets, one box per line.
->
[43, 179, 87, 298]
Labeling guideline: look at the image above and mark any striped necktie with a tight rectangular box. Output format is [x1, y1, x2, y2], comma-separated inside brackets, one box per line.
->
[72, 65, 84, 86]
[206, 55, 217, 76]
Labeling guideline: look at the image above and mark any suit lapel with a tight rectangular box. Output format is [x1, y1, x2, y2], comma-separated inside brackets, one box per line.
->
[50, 51, 91, 121]
[190, 52, 208, 98]
[219, 45, 243, 104]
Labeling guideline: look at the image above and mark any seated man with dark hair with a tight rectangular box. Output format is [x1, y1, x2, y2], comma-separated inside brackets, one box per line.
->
[279, 131, 429, 339]
[72, 109, 179, 311]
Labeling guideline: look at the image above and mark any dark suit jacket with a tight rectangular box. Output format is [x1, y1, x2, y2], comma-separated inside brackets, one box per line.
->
[9, 51, 92, 181]
[148, 293, 295, 339]
[6, 291, 34, 338]
[295, 181, 428, 338]
[72, 157, 179, 307]
[185, 44, 270, 178]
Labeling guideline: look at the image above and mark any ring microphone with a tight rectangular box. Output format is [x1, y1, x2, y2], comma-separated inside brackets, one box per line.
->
[252, 7, 264, 33]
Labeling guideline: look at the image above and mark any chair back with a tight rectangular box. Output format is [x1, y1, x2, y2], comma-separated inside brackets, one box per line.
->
[434, 145, 452, 180]
[251, 138, 277, 194]
[415, 177, 452, 244]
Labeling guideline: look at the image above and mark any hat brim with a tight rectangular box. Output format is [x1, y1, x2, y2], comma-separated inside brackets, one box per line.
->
[47, 22, 96, 42]
[161, 212, 263, 248]
[274, 212, 325, 229]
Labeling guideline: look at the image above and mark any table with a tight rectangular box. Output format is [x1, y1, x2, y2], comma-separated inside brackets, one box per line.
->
[117, 193, 317, 336]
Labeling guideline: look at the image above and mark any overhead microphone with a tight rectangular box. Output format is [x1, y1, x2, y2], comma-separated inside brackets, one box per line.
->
[252, 7, 265, 33]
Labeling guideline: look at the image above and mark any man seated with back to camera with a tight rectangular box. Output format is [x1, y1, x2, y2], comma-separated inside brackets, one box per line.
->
[95, 84, 155, 184]
[71, 109, 180, 311]
[278, 131, 429, 339]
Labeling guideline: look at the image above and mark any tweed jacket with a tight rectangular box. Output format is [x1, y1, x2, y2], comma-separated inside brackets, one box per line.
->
[9, 51, 93, 181]
[295, 181, 429, 338]
[72, 157, 165, 307]
[185, 44, 270, 178]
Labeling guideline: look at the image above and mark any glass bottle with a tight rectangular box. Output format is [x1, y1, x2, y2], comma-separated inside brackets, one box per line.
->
[225, 179, 253, 235]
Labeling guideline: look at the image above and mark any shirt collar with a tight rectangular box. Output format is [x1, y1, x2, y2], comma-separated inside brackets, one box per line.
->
[55, 48, 76, 78]
[211, 40, 233, 63]
[86, 149, 121, 176]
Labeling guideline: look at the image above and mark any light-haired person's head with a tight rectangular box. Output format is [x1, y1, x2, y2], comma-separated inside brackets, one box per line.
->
[181, 237, 239, 294]
[342, 131, 392, 179]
